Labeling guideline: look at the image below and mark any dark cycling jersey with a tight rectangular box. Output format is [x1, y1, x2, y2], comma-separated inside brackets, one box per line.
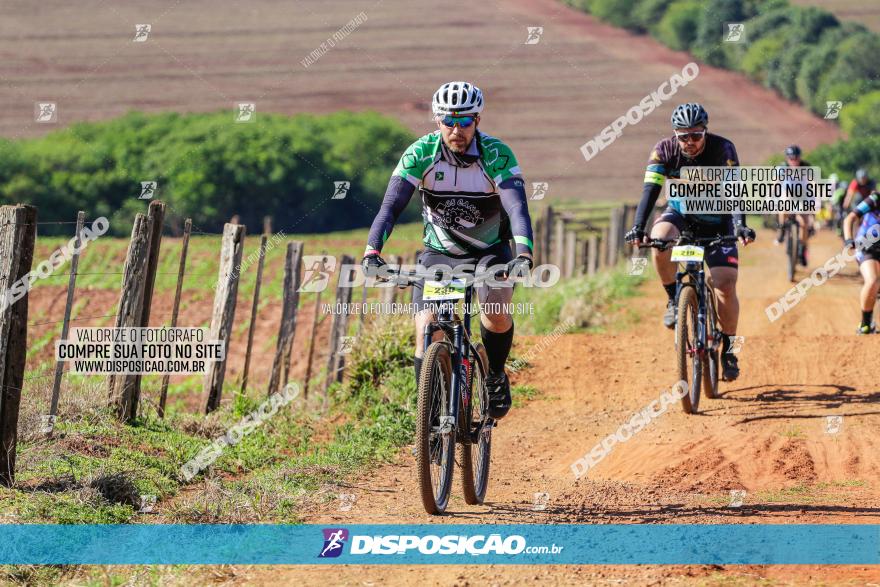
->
[634, 133, 744, 228]
[365, 131, 534, 257]
[849, 178, 876, 209]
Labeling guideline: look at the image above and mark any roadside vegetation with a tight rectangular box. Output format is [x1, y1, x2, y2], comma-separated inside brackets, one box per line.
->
[562, 0, 880, 175]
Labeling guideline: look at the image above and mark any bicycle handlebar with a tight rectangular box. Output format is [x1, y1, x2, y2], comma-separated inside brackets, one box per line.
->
[637, 234, 740, 251]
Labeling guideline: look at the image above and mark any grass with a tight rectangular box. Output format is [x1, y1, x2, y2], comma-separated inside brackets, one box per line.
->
[513, 263, 646, 334]
[511, 384, 541, 408]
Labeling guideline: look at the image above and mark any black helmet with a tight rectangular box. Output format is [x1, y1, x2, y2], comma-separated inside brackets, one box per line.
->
[785, 145, 801, 158]
[671, 103, 708, 129]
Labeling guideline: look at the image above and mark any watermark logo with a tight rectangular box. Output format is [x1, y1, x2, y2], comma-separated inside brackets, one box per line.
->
[138, 494, 157, 513]
[39, 415, 56, 435]
[133, 24, 151, 42]
[728, 489, 746, 508]
[2, 217, 109, 314]
[301, 11, 368, 68]
[825, 415, 843, 435]
[571, 380, 688, 479]
[332, 181, 350, 200]
[338, 336, 356, 355]
[766, 228, 880, 322]
[139, 181, 157, 200]
[235, 102, 256, 123]
[35, 102, 57, 123]
[338, 494, 357, 512]
[727, 336, 745, 354]
[299, 255, 337, 293]
[530, 182, 549, 201]
[319, 528, 349, 558]
[724, 23, 745, 42]
[824, 101, 843, 120]
[532, 492, 550, 511]
[629, 257, 648, 276]
[581, 62, 699, 162]
[524, 27, 543, 44]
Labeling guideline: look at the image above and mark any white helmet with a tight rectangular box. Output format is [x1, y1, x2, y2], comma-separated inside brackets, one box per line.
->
[431, 81, 484, 116]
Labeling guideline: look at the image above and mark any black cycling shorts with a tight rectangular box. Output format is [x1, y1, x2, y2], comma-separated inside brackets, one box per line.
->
[412, 242, 514, 313]
[653, 206, 739, 269]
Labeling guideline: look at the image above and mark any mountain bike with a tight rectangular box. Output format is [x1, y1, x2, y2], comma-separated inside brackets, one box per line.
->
[641, 234, 737, 414]
[385, 266, 500, 514]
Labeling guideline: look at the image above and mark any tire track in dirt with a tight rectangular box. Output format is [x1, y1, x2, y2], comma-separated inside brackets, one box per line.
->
[243, 228, 880, 586]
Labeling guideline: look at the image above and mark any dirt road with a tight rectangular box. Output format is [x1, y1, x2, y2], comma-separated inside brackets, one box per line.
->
[242, 227, 880, 585]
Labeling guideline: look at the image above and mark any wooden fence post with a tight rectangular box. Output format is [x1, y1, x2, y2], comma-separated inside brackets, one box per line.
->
[158, 218, 191, 418]
[240, 233, 268, 395]
[48, 211, 85, 427]
[108, 213, 153, 422]
[203, 223, 245, 413]
[607, 208, 621, 267]
[302, 281, 324, 400]
[553, 217, 565, 272]
[382, 255, 400, 304]
[323, 254, 355, 412]
[268, 242, 303, 395]
[132, 200, 165, 415]
[599, 226, 610, 269]
[0, 204, 37, 485]
[587, 233, 599, 276]
[564, 230, 576, 278]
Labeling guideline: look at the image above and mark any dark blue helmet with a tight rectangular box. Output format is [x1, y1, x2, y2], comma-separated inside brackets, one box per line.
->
[671, 103, 708, 129]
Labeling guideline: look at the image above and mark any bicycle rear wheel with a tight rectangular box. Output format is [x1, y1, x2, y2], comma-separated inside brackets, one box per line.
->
[417, 341, 455, 514]
[676, 285, 702, 414]
[702, 289, 720, 399]
[787, 224, 799, 282]
[459, 343, 491, 505]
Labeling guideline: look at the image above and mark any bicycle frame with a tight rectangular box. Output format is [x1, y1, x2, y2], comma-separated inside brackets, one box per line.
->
[675, 261, 713, 357]
[422, 284, 482, 444]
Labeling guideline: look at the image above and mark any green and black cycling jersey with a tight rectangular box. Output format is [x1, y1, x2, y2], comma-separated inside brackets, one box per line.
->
[634, 132, 745, 228]
[366, 131, 534, 257]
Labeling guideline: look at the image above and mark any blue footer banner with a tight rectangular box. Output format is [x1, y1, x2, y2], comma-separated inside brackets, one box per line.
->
[0, 524, 877, 564]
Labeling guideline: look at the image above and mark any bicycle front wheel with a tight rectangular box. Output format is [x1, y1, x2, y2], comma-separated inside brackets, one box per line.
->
[417, 341, 456, 514]
[676, 285, 702, 414]
[460, 343, 491, 505]
[702, 289, 720, 399]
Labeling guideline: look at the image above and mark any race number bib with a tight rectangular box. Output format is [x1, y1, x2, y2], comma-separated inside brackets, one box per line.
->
[670, 245, 705, 262]
[422, 279, 466, 301]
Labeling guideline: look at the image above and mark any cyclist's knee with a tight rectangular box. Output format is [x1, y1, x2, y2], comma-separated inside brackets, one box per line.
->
[710, 267, 737, 295]
[481, 312, 513, 332]
[650, 221, 678, 241]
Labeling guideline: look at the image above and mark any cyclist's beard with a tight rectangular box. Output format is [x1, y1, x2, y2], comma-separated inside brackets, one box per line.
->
[682, 141, 706, 160]
[442, 137, 479, 166]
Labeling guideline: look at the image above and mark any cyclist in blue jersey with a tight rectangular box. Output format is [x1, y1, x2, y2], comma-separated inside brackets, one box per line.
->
[626, 103, 755, 381]
[843, 191, 880, 334]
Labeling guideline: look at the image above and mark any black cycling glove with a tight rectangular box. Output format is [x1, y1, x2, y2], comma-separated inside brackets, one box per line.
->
[361, 252, 386, 277]
[624, 225, 647, 243]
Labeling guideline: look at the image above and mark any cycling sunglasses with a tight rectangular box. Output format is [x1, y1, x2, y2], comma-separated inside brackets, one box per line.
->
[675, 130, 707, 142]
[439, 114, 478, 128]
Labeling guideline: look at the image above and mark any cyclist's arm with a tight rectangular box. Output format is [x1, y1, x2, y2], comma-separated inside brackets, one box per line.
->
[498, 177, 534, 257]
[633, 142, 670, 229]
[843, 181, 858, 210]
[846, 193, 879, 242]
[364, 175, 416, 254]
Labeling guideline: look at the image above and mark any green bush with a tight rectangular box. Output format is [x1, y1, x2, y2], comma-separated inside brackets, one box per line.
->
[632, 0, 675, 31]
[653, 0, 702, 51]
[814, 32, 880, 117]
[807, 136, 880, 180]
[767, 42, 809, 99]
[0, 111, 416, 236]
[840, 91, 880, 138]
[591, 0, 641, 29]
[740, 35, 785, 83]
[691, 0, 745, 67]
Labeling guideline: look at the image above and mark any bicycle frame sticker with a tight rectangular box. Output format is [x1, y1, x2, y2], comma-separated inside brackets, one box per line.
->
[422, 279, 466, 301]
[670, 245, 705, 262]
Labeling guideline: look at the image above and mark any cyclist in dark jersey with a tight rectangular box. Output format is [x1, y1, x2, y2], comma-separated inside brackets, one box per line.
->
[843, 191, 880, 334]
[625, 103, 755, 381]
[774, 145, 814, 266]
[362, 81, 534, 420]
[843, 169, 876, 211]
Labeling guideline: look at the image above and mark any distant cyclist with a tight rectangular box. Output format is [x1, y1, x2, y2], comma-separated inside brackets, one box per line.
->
[774, 145, 813, 266]
[362, 81, 534, 419]
[625, 103, 755, 381]
[843, 169, 876, 212]
[843, 190, 880, 334]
